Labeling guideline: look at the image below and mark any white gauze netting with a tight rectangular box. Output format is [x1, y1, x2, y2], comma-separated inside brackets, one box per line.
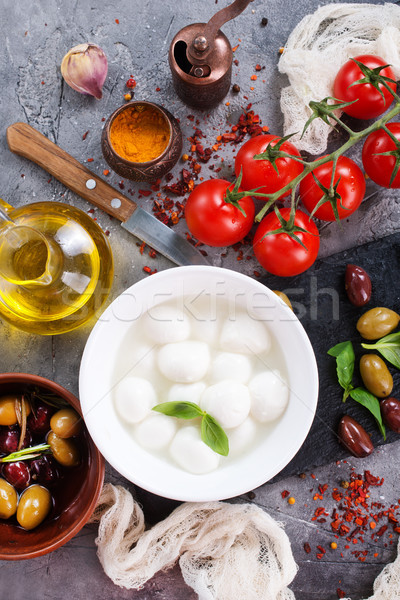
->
[278, 3, 400, 155]
[89, 483, 297, 600]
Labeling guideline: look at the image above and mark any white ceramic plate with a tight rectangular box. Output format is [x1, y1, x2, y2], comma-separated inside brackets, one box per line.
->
[79, 266, 318, 501]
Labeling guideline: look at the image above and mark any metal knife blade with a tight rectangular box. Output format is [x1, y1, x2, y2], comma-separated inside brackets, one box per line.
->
[6, 122, 208, 266]
[122, 207, 207, 265]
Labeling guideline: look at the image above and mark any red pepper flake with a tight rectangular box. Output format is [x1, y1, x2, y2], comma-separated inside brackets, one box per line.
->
[87, 158, 94, 162]
[337, 589, 346, 599]
[143, 266, 157, 275]
[138, 189, 152, 197]
[82, 130, 89, 140]
[115, 18, 120, 24]
[41, 80, 45, 85]
[155, 87, 161, 92]
[105, 230, 110, 236]
[126, 78, 136, 89]
[232, 44, 239, 52]
[250, 74, 257, 81]
[303, 542, 311, 554]
[148, 249, 157, 259]
[281, 490, 290, 499]
[103, 169, 110, 176]
[255, 64, 262, 71]
[376, 525, 388, 537]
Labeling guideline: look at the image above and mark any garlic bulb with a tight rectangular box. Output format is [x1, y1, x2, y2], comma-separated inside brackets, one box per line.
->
[61, 43, 108, 100]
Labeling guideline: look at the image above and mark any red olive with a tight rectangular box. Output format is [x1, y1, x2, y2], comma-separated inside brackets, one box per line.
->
[381, 397, 400, 433]
[338, 415, 374, 458]
[345, 264, 372, 307]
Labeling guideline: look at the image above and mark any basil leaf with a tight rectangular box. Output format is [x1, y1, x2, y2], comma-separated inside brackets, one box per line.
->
[152, 401, 204, 420]
[362, 332, 400, 370]
[327, 341, 355, 401]
[349, 387, 386, 440]
[201, 414, 229, 456]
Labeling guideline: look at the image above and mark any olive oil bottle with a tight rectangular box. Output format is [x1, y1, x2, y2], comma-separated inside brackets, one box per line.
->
[0, 200, 113, 335]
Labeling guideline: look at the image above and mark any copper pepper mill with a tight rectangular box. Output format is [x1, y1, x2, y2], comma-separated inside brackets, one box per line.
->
[169, 0, 253, 109]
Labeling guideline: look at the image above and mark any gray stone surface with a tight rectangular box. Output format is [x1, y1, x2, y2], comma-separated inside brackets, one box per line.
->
[0, 0, 399, 599]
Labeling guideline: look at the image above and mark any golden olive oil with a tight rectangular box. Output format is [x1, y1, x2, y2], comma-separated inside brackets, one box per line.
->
[0, 203, 113, 335]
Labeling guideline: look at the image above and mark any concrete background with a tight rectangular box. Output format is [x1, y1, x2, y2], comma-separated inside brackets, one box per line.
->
[0, 0, 400, 599]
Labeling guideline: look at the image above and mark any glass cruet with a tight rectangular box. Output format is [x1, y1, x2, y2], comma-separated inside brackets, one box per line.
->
[0, 199, 113, 335]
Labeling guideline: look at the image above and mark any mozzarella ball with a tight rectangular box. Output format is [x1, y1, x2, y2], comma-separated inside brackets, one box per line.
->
[142, 304, 191, 345]
[170, 426, 220, 474]
[157, 341, 210, 383]
[200, 380, 250, 429]
[249, 370, 289, 423]
[114, 377, 157, 424]
[227, 417, 258, 456]
[134, 413, 177, 450]
[168, 382, 206, 404]
[220, 312, 271, 355]
[210, 352, 252, 384]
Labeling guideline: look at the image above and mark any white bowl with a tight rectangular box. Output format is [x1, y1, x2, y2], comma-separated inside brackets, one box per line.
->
[79, 266, 318, 501]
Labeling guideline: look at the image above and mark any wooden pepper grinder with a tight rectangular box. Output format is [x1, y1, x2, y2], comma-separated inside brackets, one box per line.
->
[169, 0, 253, 109]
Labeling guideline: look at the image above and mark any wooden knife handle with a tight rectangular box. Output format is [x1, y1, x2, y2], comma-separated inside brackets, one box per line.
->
[6, 122, 137, 223]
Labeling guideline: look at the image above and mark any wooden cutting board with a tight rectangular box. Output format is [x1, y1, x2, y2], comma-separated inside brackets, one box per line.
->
[262, 231, 400, 480]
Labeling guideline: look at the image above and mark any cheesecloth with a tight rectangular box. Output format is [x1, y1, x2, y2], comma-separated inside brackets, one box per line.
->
[89, 483, 297, 599]
[278, 3, 400, 155]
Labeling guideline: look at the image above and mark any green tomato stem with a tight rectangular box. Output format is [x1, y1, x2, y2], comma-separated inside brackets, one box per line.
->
[255, 100, 400, 223]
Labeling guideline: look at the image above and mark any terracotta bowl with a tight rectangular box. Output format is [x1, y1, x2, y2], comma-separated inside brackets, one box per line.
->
[0, 373, 105, 560]
[101, 100, 183, 182]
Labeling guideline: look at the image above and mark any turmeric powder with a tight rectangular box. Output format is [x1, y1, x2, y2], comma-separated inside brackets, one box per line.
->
[110, 105, 170, 163]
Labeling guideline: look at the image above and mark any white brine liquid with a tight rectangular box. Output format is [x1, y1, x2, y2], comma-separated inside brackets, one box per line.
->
[112, 295, 289, 475]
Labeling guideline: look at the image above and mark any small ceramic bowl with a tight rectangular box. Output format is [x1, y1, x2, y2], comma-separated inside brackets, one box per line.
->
[101, 100, 183, 182]
[80, 266, 319, 502]
[0, 373, 105, 560]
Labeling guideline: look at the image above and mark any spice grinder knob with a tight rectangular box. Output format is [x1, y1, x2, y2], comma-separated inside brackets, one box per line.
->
[168, 0, 253, 109]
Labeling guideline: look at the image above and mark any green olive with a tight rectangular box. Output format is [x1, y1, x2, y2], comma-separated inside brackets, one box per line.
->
[16, 485, 51, 530]
[273, 290, 293, 311]
[0, 395, 31, 426]
[360, 354, 393, 398]
[356, 307, 400, 340]
[50, 408, 82, 438]
[0, 478, 18, 519]
[48, 431, 80, 467]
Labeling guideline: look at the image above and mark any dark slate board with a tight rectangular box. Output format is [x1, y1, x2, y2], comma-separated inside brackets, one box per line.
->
[135, 233, 400, 517]
[264, 232, 400, 481]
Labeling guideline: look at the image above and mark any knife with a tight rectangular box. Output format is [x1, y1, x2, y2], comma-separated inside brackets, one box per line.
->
[6, 122, 208, 266]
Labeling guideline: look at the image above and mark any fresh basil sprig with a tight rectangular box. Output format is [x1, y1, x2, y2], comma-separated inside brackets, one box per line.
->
[349, 388, 386, 440]
[327, 341, 386, 439]
[153, 401, 229, 456]
[361, 331, 400, 370]
[327, 341, 355, 402]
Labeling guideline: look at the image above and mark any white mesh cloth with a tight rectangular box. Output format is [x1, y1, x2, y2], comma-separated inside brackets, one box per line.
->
[89, 483, 297, 599]
[278, 3, 400, 155]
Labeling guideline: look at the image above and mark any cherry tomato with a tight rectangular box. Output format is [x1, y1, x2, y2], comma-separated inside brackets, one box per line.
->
[234, 134, 304, 199]
[299, 156, 366, 222]
[185, 179, 255, 247]
[333, 55, 396, 120]
[253, 208, 320, 276]
[362, 123, 400, 188]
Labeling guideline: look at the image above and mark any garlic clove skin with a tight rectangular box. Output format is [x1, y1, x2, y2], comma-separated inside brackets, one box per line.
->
[61, 43, 108, 100]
